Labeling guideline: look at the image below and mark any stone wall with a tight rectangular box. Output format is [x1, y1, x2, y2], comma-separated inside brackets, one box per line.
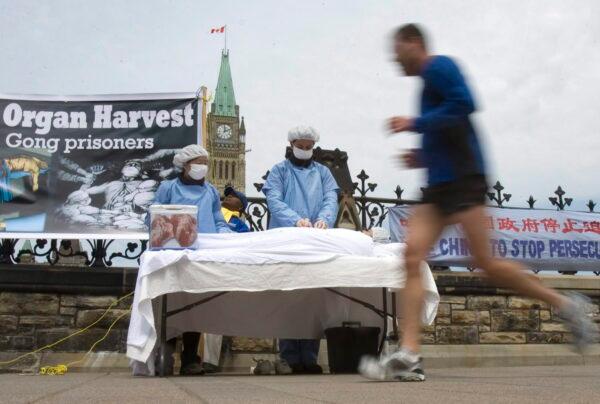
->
[1, 273, 599, 359]
[423, 294, 599, 345]
[0, 292, 132, 353]
[0, 291, 274, 355]
[426, 272, 600, 345]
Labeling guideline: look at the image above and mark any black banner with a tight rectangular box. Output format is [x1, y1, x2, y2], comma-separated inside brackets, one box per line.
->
[0, 94, 200, 237]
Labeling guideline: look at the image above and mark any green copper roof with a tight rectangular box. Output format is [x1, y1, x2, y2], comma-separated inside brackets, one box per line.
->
[213, 50, 237, 117]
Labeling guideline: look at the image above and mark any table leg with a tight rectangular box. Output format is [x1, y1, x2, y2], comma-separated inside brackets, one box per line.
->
[391, 291, 399, 338]
[158, 294, 167, 377]
[378, 288, 388, 354]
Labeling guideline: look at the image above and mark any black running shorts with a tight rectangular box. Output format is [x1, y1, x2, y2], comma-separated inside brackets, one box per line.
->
[422, 175, 488, 216]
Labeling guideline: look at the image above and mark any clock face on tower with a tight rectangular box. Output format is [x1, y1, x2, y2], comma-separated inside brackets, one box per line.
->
[216, 124, 232, 140]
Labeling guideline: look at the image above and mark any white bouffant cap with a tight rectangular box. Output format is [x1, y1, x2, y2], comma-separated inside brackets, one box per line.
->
[173, 144, 209, 169]
[287, 126, 320, 143]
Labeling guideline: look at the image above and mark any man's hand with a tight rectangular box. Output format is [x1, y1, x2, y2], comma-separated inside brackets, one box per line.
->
[387, 116, 414, 134]
[314, 220, 328, 229]
[398, 149, 423, 169]
[296, 218, 312, 228]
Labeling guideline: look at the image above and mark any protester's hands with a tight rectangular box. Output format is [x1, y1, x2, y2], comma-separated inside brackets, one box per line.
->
[387, 116, 414, 134]
[362, 229, 373, 237]
[296, 218, 312, 228]
[398, 149, 423, 169]
[314, 220, 328, 229]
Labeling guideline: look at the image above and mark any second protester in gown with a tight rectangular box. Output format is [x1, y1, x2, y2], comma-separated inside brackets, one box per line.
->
[150, 144, 232, 376]
[262, 126, 340, 374]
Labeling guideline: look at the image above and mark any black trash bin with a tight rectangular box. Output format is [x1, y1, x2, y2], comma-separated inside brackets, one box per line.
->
[325, 322, 380, 374]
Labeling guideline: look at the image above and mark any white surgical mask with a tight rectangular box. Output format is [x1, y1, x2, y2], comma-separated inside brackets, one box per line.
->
[292, 146, 313, 160]
[188, 164, 208, 180]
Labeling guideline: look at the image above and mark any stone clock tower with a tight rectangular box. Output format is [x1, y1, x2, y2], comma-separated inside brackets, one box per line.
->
[206, 50, 247, 193]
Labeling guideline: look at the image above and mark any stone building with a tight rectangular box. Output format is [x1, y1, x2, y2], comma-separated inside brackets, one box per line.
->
[206, 50, 246, 193]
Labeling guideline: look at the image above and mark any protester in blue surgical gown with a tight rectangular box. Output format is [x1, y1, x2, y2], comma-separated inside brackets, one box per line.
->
[152, 146, 231, 235]
[150, 144, 231, 376]
[262, 126, 340, 375]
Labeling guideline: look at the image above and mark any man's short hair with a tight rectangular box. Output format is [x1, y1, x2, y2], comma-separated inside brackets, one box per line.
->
[395, 23, 427, 49]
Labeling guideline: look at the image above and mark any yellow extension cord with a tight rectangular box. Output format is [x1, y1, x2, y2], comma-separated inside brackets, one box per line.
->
[0, 291, 134, 375]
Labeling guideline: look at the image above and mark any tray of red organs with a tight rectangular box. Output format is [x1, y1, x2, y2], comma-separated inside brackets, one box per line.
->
[149, 205, 198, 250]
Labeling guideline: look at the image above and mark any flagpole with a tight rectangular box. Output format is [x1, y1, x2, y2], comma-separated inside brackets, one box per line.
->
[200, 86, 208, 149]
[225, 25, 227, 52]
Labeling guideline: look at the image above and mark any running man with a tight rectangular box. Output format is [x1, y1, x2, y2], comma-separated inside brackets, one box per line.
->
[359, 23, 598, 382]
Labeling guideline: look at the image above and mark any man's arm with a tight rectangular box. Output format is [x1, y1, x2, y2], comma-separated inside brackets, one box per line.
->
[412, 60, 475, 133]
[315, 168, 340, 228]
[144, 182, 170, 227]
[398, 149, 425, 169]
[262, 166, 303, 227]
[84, 182, 110, 195]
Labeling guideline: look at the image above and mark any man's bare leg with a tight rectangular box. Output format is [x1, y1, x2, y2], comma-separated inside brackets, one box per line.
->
[457, 206, 598, 351]
[455, 206, 566, 308]
[399, 204, 446, 353]
[359, 204, 445, 381]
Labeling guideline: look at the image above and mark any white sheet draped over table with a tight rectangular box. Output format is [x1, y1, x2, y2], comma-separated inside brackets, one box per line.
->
[126, 228, 439, 375]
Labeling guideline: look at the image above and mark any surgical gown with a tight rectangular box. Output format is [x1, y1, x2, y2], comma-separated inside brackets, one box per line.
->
[262, 159, 340, 229]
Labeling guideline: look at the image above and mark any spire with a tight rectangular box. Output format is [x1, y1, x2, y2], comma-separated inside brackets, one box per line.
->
[239, 116, 246, 134]
[212, 50, 237, 117]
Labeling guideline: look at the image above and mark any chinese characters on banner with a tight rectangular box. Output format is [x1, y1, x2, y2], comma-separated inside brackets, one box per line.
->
[388, 207, 600, 271]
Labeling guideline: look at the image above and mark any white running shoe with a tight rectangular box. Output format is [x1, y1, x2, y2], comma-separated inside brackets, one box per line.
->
[558, 292, 599, 353]
[359, 348, 425, 382]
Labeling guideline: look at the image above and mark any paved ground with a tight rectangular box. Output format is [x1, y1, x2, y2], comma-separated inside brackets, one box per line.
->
[1, 365, 599, 403]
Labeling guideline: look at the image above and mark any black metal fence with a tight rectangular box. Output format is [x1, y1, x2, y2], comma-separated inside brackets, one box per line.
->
[0, 170, 597, 271]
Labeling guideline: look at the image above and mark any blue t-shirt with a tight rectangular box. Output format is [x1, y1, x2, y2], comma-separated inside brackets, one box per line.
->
[412, 55, 486, 185]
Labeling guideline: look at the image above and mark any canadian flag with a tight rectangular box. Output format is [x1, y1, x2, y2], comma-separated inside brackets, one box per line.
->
[211, 26, 225, 34]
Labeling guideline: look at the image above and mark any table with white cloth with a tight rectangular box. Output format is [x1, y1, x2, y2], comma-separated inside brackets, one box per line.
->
[126, 228, 440, 376]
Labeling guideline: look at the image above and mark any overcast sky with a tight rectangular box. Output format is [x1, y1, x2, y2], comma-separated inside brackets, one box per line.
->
[1, 0, 599, 210]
